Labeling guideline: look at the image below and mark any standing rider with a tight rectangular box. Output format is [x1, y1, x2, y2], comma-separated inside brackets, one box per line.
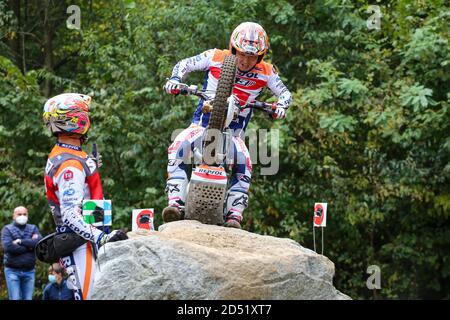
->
[43, 93, 127, 300]
[162, 22, 292, 229]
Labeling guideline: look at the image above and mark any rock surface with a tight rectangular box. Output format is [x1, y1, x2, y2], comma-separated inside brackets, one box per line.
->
[91, 220, 350, 300]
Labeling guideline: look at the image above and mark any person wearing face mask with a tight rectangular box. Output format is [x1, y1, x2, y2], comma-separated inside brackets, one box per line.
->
[1, 206, 42, 300]
[42, 263, 74, 300]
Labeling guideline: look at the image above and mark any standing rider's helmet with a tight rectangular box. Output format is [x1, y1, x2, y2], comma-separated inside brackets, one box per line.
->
[229, 22, 269, 62]
[43, 93, 91, 136]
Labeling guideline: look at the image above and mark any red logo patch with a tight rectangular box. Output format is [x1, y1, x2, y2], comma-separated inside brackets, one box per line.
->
[168, 141, 181, 153]
[136, 209, 154, 230]
[63, 170, 74, 181]
[246, 157, 253, 171]
[314, 204, 324, 226]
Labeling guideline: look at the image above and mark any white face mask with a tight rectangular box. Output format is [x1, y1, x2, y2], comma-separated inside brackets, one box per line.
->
[15, 215, 28, 225]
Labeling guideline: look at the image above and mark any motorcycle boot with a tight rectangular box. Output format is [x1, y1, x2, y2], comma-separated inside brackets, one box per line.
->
[163, 177, 187, 223]
[162, 205, 183, 223]
[223, 191, 248, 229]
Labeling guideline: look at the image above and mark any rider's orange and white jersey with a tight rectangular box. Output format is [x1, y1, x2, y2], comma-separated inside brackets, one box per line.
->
[170, 49, 292, 135]
[44, 142, 104, 242]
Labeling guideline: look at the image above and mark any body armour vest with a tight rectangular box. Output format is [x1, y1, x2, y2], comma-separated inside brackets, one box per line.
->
[44, 143, 103, 227]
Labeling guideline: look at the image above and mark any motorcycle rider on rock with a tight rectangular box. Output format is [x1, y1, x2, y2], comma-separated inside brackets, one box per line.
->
[163, 22, 292, 229]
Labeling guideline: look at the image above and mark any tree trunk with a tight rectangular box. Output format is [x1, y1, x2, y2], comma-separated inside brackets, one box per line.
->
[42, 0, 53, 97]
[21, 0, 27, 73]
[7, 0, 21, 67]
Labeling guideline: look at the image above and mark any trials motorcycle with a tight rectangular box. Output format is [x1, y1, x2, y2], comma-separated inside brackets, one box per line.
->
[171, 55, 277, 226]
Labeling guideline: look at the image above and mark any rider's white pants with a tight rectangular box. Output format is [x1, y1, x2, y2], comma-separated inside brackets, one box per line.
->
[59, 242, 96, 300]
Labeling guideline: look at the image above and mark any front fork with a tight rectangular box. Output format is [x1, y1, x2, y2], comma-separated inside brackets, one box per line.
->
[184, 129, 234, 224]
[193, 128, 234, 170]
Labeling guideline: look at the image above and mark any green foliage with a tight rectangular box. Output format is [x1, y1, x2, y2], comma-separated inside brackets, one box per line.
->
[0, 0, 449, 300]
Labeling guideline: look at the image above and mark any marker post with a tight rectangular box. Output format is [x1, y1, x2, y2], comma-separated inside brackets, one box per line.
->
[313, 203, 327, 255]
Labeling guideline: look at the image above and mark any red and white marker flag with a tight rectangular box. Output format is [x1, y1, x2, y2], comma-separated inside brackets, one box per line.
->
[313, 203, 327, 227]
[132, 209, 155, 231]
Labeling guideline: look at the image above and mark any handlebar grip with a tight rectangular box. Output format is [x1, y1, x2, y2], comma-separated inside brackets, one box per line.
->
[92, 142, 98, 159]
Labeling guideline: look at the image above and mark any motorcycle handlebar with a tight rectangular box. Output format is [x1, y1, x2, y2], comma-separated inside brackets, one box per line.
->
[242, 101, 277, 116]
[169, 80, 276, 117]
[172, 82, 210, 100]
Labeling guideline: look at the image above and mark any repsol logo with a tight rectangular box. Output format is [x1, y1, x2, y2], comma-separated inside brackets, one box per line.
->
[63, 218, 94, 240]
[236, 78, 256, 87]
[237, 71, 259, 79]
[199, 168, 223, 176]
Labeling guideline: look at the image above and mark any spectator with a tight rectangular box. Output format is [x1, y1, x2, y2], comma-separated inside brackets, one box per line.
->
[42, 263, 74, 300]
[1, 206, 42, 300]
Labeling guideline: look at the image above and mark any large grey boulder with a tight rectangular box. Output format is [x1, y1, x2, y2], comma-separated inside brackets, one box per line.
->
[91, 220, 350, 300]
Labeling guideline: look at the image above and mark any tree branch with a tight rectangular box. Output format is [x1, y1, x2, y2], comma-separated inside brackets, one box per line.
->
[17, 31, 43, 45]
[53, 50, 80, 71]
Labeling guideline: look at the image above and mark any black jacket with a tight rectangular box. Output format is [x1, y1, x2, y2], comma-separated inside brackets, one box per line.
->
[1, 222, 42, 270]
[42, 279, 74, 300]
